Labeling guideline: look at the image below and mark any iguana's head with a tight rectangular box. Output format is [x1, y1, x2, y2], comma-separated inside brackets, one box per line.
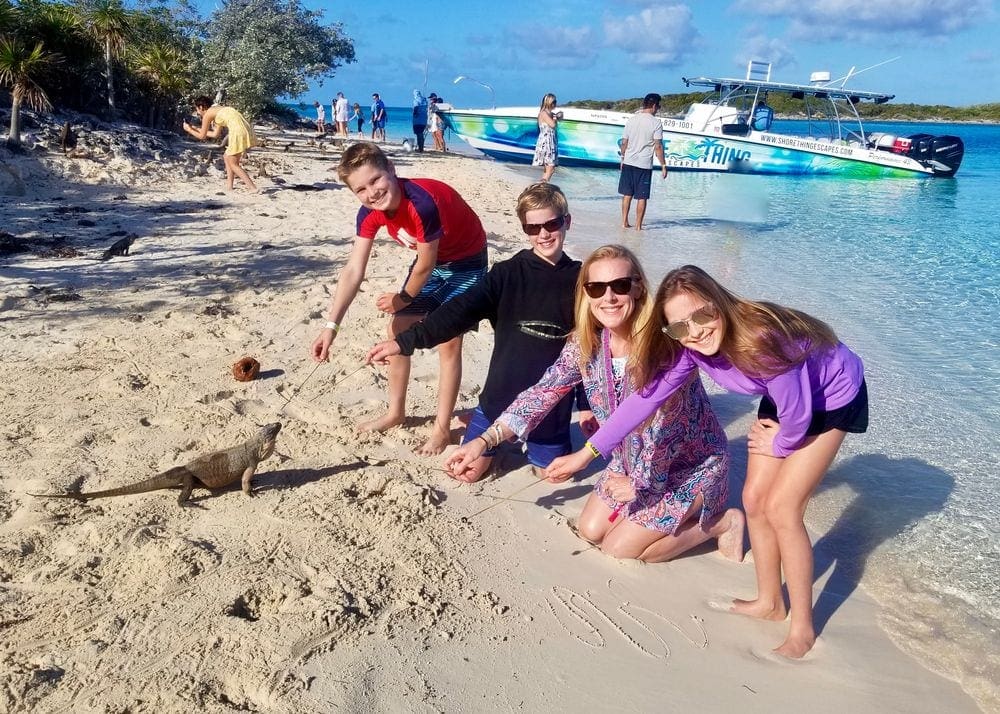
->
[259, 422, 282, 441]
[257, 422, 281, 458]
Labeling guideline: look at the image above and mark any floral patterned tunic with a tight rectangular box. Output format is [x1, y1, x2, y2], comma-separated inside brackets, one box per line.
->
[501, 331, 730, 533]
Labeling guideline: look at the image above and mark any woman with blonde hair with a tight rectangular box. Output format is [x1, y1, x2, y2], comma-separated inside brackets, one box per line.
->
[548, 264, 868, 658]
[532, 93, 562, 182]
[446, 247, 744, 563]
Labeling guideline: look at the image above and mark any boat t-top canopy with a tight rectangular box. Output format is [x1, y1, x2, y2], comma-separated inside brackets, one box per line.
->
[681, 75, 894, 104]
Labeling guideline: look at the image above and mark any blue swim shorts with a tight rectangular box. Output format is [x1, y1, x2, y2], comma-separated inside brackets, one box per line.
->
[618, 163, 653, 200]
[397, 248, 487, 316]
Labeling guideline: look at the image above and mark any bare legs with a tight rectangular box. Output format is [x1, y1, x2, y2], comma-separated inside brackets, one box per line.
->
[732, 428, 847, 658]
[223, 152, 258, 192]
[575, 491, 745, 563]
[359, 313, 462, 456]
[540, 164, 555, 182]
[620, 195, 648, 230]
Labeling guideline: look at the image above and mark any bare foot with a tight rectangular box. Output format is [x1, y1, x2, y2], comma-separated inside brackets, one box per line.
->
[634, 225, 644, 231]
[730, 597, 787, 621]
[774, 631, 816, 659]
[622, 222, 631, 228]
[416, 425, 451, 456]
[715, 508, 746, 562]
[358, 413, 404, 433]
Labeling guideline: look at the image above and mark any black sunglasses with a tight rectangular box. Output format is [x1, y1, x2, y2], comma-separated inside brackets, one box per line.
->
[522, 214, 567, 235]
[583, 276, 638, 299]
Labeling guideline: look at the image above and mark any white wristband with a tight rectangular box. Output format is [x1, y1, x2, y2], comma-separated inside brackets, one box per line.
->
[324, 321, 340, 332]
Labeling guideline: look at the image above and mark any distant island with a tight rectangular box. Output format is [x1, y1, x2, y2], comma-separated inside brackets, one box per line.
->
[568, 93, 1000, 123]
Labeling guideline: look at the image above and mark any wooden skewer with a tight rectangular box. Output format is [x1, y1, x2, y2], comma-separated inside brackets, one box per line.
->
[307, 363, 369, 402]
[468, 475, 549, 519]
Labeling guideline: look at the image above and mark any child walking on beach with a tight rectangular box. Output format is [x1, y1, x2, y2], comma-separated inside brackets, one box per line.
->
[446, 247, 744, 562]
[311, 142, 488, 455]
[546, 265, 868, 657]
[366, 183, 592, 481]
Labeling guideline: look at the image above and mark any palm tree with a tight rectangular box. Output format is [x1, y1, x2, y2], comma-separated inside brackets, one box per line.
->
[0, 36, 54, 149]
[81, 0, 131, 112]
[132, 42, 190, 127]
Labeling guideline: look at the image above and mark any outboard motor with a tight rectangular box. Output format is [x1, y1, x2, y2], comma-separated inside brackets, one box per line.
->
[906, 132, 964, 177]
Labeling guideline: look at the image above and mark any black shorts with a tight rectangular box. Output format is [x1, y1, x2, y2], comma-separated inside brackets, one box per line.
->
[757, 380, 869, 436]
[618, 163, 653, 200]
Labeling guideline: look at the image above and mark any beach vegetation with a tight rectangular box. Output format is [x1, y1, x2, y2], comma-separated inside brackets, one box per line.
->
[570, 93, 1000, 123]
[196, 0, 355, 120]
[0, 0, 356, 137]
[77, 0, 133, 113]
[0, 35, 55, 148]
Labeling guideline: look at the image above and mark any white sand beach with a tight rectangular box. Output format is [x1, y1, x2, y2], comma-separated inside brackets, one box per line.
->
[0, 131, 986, 712]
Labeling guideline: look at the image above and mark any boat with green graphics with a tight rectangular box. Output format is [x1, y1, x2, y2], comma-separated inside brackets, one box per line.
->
[440, 62, 964, 178]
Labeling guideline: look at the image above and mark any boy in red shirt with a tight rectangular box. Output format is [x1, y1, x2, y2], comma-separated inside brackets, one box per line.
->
[311, 143, 488, 454]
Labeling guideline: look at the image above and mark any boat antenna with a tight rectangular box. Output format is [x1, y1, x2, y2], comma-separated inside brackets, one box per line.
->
[822, 57, 901, 88]
[453, 75, 496, 109]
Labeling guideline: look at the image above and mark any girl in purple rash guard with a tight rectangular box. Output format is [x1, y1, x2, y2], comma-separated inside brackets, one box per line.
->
[545, 265, 868, 660]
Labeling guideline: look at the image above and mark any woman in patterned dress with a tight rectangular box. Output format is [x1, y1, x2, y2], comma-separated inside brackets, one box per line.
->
[532, 93, 561, 182]
[445, 245, 745, 562]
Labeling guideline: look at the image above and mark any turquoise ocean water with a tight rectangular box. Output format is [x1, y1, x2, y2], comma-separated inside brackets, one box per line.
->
[294, 100, 998, 709]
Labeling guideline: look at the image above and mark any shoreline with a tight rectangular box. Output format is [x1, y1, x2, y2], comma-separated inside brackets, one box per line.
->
[0, 131, 989, 712]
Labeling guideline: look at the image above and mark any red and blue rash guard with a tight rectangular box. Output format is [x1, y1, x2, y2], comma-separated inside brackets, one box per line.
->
[354, 177, 486, 263]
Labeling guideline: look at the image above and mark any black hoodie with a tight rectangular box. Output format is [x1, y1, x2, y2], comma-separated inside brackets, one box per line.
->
[395, 248, 587, 443]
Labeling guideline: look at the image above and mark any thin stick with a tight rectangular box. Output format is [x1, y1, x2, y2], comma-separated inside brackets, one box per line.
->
[307, 363, 369, 402]
[468, 475, 549, 519]
[278, 361, 323, 405]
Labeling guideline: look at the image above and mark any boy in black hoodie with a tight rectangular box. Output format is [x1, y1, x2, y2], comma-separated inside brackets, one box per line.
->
[366, 183, 592, 481]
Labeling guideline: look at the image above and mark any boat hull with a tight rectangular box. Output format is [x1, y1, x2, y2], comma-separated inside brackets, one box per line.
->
[441, 107, 945, 178]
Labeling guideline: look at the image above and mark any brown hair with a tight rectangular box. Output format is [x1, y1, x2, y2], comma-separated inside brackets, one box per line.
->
[653, 265, 838, 377]
[540, 93, 557, 111]
[573, 245, 667, 390]
[515, 182, 569, 223]
[336, 141, 392, 184]
[193, 95, 213, 110]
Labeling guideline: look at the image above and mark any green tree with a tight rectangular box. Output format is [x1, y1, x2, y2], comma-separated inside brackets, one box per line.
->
[199, 0, 355, 118]
[78, 0, 133, 112]
[0, 36, 55, 149]
[132, 41, 190, 127]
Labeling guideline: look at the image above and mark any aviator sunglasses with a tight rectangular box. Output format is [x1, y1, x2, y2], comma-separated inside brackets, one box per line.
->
[522, 214, 567, 235]
[661, 304, 719, 339]
[583, 276, 639, 299]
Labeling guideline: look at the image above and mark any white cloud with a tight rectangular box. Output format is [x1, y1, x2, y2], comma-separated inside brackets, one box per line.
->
[734, 33, 797, 74]
[508, 23, 599, 69]
[734, 0, 992, 40]
[603, 4, 699, 67]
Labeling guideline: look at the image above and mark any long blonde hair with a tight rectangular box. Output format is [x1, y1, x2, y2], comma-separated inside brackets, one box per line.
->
[574, 245, 669, 390]
[540, 93, 557, 111]
[653, 265, 838, 377]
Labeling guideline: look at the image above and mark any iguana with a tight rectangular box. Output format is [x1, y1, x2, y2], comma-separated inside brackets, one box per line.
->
[31, 423, 281, 506]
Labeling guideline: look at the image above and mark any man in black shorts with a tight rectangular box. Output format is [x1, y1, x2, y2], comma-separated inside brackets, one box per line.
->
[618, 93, 668, 231]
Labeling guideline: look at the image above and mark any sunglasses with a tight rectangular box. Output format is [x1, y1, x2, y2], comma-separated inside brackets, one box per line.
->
[522, 215, 567, 235]
[661, 304, 718, 339]
[583, 276, 638, 299]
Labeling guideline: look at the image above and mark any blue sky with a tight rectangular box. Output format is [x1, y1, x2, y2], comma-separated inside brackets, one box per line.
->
[206, 0, 999, 108]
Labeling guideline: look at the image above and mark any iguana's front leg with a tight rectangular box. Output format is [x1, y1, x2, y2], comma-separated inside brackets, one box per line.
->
[177, 473, 196, 505]
[241, 464, 258, 497]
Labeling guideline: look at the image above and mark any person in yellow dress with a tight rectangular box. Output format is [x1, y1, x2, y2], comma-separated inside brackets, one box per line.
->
[183, 95, 259, 193]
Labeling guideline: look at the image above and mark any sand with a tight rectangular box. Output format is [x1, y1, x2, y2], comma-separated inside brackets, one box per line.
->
[0, 128, 985, 712]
